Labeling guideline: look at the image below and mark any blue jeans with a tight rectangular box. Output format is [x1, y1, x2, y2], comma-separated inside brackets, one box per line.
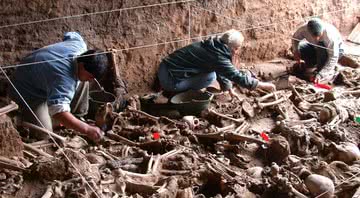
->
[157, 63, 216, 92]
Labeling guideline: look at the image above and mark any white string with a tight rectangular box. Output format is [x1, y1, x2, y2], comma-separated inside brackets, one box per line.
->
[188, 3, 192, 45]
[2, 2, 358, 70]
[0, 67, 101, 198]
[0, 0, 195, 29]
[1, 35, 222, 70]
[2, 51, 112, 69]
[1, 1, 358, 70]
[192, 4, 360, 52]
[0, 18, 349, 70]
[0, 1, 358, 197]
[194, 5, 359, 33]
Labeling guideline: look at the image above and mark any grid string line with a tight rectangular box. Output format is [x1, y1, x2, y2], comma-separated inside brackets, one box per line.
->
[0, 0, 195, 29]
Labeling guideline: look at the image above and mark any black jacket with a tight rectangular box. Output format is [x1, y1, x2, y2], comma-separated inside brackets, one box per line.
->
[162, 36, 258, 90]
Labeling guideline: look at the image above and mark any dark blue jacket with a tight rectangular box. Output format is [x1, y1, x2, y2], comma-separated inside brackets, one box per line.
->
[162, 36, 258, 90]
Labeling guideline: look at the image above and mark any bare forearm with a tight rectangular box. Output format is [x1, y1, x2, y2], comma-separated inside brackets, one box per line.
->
[53, 112, 89, 134]
[53, 111, 103, 142]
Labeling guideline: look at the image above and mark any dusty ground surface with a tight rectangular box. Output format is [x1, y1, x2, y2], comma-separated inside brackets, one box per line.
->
[0, 70, 359, 198]
[1, 48, 360, 197]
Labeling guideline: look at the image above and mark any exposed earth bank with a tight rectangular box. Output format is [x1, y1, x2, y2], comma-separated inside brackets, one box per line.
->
[0, 0, 358, 93]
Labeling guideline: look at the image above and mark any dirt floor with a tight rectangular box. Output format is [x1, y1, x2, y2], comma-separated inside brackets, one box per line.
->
[1, 45, 360, 197]
[2, 37, 360, 198]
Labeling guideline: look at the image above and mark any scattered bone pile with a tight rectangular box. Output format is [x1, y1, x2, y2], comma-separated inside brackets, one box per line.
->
[1, 68, 360, 198]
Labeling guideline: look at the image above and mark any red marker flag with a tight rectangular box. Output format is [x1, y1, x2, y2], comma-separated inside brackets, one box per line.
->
[153, 132, 160, 140]
[260, 132, 269, 142]
[314, 82, 332, 90]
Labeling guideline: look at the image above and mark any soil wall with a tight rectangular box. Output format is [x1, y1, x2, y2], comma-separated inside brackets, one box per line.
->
[0, 0, 358, 93]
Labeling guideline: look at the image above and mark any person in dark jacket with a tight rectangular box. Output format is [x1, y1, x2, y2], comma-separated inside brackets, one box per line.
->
[157, 29, 275, 98]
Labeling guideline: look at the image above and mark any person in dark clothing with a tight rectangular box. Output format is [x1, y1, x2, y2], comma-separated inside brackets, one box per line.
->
[157, 29, 276, 98]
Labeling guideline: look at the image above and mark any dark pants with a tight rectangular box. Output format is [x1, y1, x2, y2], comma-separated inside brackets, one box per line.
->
[297, 41, 351, 81]
[299, 41, 328, 69]
[157, 62, 216, 92]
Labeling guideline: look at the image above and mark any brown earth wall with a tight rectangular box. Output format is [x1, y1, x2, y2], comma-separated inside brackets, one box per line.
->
[0, 0, 358, 93]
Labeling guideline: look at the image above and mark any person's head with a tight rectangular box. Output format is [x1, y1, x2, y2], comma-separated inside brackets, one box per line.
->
[307, 18, 324, 41]
[76, 50, 109, 81]
[220, 29, 244, 54]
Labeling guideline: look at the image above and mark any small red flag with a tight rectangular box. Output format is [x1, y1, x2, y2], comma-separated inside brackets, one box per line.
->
[153, 132, 160, 140]
[260, 132, 269, 142]
[314, 83, 332, 90]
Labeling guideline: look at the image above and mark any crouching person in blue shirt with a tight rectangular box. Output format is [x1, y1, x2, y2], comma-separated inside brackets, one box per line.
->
[9, 32, 109, 143]
[156, 29, 276, 98]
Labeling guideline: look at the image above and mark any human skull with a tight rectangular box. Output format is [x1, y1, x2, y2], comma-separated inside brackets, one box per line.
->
[182, 116, 200, 130]
[330, 142, 360, 164]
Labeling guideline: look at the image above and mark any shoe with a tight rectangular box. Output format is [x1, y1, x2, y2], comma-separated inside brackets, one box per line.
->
[338, 55, 360, 68]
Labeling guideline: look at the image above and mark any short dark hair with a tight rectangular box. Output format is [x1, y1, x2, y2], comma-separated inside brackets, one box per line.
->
[307, 18, 324, 37]
[77, 49, 109, 79]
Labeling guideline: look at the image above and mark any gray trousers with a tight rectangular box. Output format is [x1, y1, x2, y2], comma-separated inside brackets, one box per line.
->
[14, 82, 89, 139]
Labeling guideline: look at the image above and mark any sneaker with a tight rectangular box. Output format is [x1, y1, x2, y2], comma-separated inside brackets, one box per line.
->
[338, 55, 360, 68]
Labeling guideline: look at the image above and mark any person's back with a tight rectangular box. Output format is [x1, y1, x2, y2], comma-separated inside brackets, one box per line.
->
[162, 37, 232, 81]
[12, 32, 87, 102]
[157, 29, 276, 97]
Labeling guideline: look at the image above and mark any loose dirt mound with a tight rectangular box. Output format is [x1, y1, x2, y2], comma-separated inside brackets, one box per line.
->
[29, 148, 99, 182]
[0, 115, 23, 158]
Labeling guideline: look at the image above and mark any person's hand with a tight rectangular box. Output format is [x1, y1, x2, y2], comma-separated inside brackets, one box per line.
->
[314, 74, 325, 83]
[313, 75, 320, 83]
[256, 81, 276, 92]
[314, 75, 331, 85]
[228, 88, 242, 101]
[293, 51, 301, 64]
[85, 125, 104, 143]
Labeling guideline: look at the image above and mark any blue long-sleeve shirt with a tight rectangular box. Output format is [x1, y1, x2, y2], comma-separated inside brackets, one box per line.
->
[11, 32, 87, 116]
